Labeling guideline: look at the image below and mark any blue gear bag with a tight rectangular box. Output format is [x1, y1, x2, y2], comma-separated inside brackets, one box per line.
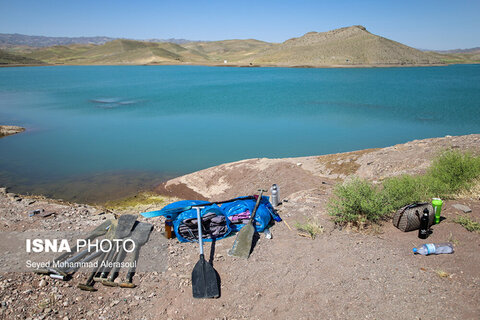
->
[173, 204, 232, 243]
[221, 196, 279, 232]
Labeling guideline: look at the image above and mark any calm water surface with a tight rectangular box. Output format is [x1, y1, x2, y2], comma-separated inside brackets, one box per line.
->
[0, 65, 479, 202]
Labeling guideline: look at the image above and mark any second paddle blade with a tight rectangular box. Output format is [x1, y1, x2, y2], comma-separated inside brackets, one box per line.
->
[227, 222, 254, 259]
[192, 254, 219, 299]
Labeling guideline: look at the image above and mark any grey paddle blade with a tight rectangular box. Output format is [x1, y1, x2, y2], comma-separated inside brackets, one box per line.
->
[227, 223, 255, 259]
[96, 214, 137, 281]
[115, 222, 153, 288]
[192, 254, 219, 299]
[228, 189, 266, 259]
[131, 222, 153, 244]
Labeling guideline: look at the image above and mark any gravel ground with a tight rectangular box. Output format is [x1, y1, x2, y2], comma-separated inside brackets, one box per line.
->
[0, 134, 479, 320]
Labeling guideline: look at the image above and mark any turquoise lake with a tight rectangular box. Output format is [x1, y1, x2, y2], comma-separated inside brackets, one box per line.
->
[1, 65, 479, 203]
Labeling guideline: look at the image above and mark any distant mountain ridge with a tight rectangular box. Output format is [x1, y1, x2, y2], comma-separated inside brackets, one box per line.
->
[1, 27, 478, 66]
[0, 33, 115, 47]
[433, 47, 480, 54]
[0, 33, 199, 48]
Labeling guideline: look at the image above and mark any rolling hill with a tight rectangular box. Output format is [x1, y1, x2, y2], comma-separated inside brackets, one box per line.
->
[2, 26, 478, 67]
[247, 25, 442, 66]
[427, 51, 480, 64]
[20, 39, 208, 65]
[182, 39, 276, 62]
[18, 38, 274, 65]
[0, 49, 44, 65]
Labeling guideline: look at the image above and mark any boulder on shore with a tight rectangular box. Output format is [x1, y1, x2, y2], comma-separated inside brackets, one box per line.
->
[0, 125, 25, 137]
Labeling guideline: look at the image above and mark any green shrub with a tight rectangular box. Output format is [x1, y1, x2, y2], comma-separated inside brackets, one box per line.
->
[328, 178, 386, 225]
[427, 150, 480, 195]
[327, 149, 480, 227]
[381, 174, 425, 211]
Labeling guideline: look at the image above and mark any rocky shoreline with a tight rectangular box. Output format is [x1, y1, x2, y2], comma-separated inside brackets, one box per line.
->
[157, 134, 480, 201]
[0, 134, 479, 319]
[1, 61, 455, 69]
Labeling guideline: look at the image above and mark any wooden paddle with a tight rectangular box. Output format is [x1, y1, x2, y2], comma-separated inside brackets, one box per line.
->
[228, 189, 266, 259]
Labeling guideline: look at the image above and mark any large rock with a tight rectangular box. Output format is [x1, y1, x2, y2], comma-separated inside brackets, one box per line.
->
[452, 203, 472, 213]
[0, 125, 25, 137]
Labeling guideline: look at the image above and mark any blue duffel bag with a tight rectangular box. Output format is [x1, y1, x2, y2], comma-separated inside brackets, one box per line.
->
[173, 204, 232, 243]
[221, 196, 279, 232]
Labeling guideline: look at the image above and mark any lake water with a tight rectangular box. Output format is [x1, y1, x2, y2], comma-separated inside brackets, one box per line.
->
[1, 65, 479, 203]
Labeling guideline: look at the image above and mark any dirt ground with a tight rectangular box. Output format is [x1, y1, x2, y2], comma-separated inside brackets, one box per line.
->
[0, 134, 479, 320]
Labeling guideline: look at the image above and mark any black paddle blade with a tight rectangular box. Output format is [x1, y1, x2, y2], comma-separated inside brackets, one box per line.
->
[192, 254, 219, 299]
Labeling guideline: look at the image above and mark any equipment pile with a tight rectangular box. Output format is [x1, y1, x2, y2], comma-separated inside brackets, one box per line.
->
[34, 214, 153, 292]
[141, 189, 282, 298]
[33, 188, 281, 298]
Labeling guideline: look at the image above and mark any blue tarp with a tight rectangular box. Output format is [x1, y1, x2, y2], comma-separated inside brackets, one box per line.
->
[141, 196, 281, 241]
[221, 196, 278, 232]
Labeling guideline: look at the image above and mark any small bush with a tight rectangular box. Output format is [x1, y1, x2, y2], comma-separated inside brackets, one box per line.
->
[381, 174, 425, 211]
[427, 150, 480, 195]
[328, 178, 386, 225]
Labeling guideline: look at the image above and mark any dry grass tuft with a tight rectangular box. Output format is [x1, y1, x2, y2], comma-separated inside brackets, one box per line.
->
[454, 178, 480, 200]
[295, 217, 324, 239]
[436, 270, 451, 278]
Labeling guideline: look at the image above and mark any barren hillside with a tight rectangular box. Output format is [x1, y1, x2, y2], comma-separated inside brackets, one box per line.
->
[248, 25, 443, 66]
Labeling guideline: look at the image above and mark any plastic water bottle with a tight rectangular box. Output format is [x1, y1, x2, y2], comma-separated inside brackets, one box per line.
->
[412, 243, 454, 255]
[270, 184, 279, 207]
[264, 228, 272, 239]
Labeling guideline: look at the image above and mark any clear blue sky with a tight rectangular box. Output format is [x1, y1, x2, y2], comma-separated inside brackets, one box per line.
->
[1, 0, 479, 50]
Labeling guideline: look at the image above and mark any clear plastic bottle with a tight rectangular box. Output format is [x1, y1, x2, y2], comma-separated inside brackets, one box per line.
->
[412, 243, 454, 255]
[264, 228, 272, 239]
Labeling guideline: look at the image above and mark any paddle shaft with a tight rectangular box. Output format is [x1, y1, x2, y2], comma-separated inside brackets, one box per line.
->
[124, 247, 140, 284]
[195, 207, 204, 255]
[249, 191, 265, 224]
[115, 222, 153, 285]
[53, 220, 111, 264]
[98, 215, 136, 279]
[78, 220, 118, 291]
